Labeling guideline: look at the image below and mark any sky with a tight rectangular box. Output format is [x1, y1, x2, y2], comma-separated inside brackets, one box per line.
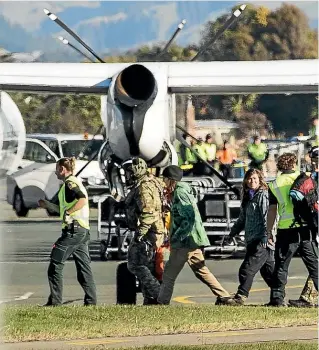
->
[0, 1, 318, 61]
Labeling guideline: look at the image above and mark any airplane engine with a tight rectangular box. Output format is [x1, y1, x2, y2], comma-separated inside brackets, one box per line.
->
[99, 64, 177, 200]
[0, 91, 26, 178]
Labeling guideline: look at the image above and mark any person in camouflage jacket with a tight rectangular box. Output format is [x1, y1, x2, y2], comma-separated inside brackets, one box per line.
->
[124, 157, 166, 305]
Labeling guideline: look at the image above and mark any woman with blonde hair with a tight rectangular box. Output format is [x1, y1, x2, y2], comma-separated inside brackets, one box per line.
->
[225, 168, 274, 305]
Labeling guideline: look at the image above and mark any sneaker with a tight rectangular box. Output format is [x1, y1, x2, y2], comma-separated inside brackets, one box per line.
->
[288, 299, 315, 308]
[215, 296, 237, 306]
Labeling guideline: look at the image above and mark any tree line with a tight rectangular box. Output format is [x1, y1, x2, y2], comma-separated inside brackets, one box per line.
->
[6, 3, 318, 137]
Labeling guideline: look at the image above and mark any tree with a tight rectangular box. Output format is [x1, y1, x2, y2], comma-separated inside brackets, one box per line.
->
[9, 93, 102, 134]
[195, 3, 318, 136]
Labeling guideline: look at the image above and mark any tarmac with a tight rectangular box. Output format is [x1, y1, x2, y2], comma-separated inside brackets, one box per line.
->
[1, 325, 317, 349]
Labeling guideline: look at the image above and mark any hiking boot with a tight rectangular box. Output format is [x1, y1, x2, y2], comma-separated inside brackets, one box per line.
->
[215, 296, 237, 306]
[288, 299, 315, 308]
[233, 294, 247, 305]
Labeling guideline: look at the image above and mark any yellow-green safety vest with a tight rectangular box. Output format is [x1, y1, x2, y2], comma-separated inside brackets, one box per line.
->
[193, 144, 207, 161]
[247, 143, 268, 161]
[268, 171, 300, 229]
[58, 175, 90, 230]
[204, 143, 217, 161]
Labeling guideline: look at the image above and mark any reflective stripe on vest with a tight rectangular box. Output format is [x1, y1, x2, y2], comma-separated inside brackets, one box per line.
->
[269, 171, 300, 229]
[58, 175, 90, 230]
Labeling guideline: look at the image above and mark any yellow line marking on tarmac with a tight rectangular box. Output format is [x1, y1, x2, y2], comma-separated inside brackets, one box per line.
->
[68, 339, 132, 346]
[202, 331, 254, 337]
[173, 285, 304, 304]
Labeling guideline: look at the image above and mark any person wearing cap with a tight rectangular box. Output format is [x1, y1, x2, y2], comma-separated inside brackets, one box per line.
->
[124, 157, 166, 305]
[157, 165, 235, 306]
[247, 135, 269, 171]
[204, 133, 217, 166]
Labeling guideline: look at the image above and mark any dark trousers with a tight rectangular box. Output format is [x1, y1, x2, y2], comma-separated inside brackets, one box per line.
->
[270, 227, 318, 305]
[47, 227, 97, 306]
[127, 241, 160, 301]
[220, 164, 233, 180]
[237, 241, 275, 297]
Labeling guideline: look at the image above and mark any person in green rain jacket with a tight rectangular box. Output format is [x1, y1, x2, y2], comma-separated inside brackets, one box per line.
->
[157, 165, 235, 306]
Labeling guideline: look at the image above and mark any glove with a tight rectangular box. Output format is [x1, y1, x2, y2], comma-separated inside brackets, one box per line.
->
[63, 210, 73, 225]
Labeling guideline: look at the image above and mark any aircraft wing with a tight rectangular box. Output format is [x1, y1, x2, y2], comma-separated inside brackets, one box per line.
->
[0, 59, 317, 94]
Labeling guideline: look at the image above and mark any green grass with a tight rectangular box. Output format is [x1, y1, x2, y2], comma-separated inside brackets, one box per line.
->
[83, 344, 318, 350]
[41, 343, 319, 350]
[3, 305, 317, 342]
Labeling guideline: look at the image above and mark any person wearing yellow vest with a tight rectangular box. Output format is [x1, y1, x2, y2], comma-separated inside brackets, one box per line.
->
[191, 137, 206, 161]
[193, 136, 212, 176]
[177, 135, 197, 176]
[204, 133, 217, 166]
[247, 135, 269, 171]
[266, 153, 318, 307]
[309, 117, 319, 147]
[38, 157, 97, 306]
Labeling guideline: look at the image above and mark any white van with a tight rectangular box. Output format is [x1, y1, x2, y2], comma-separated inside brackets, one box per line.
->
[7, 133, 107, 217]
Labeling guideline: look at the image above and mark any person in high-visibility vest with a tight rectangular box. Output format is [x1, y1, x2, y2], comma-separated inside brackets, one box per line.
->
[192, 137, 207, 161]
[247, 135, 269, 171]
[216, 140, 237, 180]
[309, 117, 319, 147]
[266, 153, 318, 307]
[179, 136, 197, 176]
[288, 146, 319, 308]
[38, 157, 97, 306]
[176, 134, 188, 167]
[204, 133, 217, 166]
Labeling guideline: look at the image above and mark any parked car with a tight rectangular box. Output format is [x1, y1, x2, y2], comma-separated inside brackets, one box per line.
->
[7, 134, 108, 217]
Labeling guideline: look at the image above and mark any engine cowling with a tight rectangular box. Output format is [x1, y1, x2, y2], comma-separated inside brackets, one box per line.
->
[99, 63, 177, 200]
[103, 64, 171, 164]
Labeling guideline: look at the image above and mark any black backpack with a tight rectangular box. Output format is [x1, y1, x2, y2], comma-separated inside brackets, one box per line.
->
[289, 173, 318, 232]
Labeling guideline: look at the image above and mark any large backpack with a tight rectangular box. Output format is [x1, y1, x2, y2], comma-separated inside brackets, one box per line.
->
[289, 173, 318, 232]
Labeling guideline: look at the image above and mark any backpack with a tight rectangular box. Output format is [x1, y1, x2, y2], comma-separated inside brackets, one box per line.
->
[289, 173, 318, 232]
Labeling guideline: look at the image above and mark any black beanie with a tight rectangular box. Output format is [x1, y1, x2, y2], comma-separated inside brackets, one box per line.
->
[162, 165, 183, 181]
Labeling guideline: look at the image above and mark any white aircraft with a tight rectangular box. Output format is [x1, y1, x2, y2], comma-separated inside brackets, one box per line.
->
[0, 4, 317, 198]
[1, 59, 317, 197]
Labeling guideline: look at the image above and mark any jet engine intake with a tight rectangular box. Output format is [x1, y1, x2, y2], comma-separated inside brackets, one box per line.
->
[115, 64, 156, 106]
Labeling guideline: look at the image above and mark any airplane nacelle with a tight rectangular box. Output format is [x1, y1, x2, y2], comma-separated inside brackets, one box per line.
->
[99, 63, 177, 200]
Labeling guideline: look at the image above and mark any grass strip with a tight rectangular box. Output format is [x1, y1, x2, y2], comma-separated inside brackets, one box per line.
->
[3, 305, 317, 342]
[79, 344, 318, 350]
[98, 344, 317, 350]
